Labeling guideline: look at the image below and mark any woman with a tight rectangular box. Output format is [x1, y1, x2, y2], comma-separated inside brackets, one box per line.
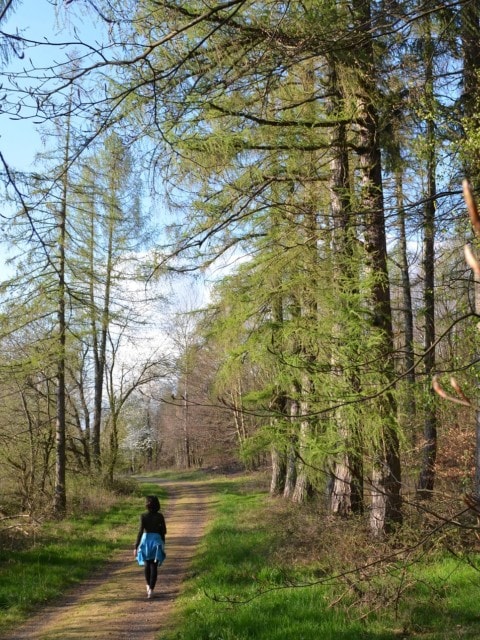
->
[133, 495, 167, 599]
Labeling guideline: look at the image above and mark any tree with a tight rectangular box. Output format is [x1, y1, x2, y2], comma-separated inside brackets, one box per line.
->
[52, 97, 73, 516]
[76, 133, 144, 470]
[0, 98, 76, 515]
[327, 57, 363, 517]
[417, 11, 438, 497]
[2, 0, 480, 531]
[0, 120, 163, 510]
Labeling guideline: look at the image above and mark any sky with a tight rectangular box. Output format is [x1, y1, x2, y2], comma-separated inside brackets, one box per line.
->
[0, 0, 103, 171]
[0, 1, 98, 272]
[0, 1, 220, 311]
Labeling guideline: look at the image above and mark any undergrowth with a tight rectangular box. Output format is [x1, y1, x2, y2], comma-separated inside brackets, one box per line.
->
[162, 474, 480, 640]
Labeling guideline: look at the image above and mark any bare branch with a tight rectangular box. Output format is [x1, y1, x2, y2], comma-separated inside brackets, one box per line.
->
[465, 244, 480, 279]
[432, 375, 473, 408]
[463, 179, 480, 236]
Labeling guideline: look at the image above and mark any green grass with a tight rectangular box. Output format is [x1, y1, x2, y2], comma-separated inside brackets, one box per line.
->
[161, 476, 480, 640]
[392, 557, 480, 638]
[3, 471, 480, 639]
[161, 478, 369, 640]
[0, 478, 166, 635]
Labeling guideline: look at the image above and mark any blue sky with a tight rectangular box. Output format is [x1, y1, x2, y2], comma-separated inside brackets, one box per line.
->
[0, 1, 113, 276]
[0, 0, 101, 170]
[0, 2, 217, 306]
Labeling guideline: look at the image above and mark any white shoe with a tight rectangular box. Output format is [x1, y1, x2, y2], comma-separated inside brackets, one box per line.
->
[146, 586, 152, 598]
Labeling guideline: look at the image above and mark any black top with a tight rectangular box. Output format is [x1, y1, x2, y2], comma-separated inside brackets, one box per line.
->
[135, 511, 167, 548]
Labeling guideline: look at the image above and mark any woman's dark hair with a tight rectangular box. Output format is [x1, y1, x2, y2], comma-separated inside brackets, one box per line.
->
[146, 495, 160, 513]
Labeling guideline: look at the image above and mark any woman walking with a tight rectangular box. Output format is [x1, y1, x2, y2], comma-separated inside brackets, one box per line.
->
[134, 495, 167, 599]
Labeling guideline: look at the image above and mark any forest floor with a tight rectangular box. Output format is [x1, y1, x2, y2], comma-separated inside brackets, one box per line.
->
[2, 478, 214, 640]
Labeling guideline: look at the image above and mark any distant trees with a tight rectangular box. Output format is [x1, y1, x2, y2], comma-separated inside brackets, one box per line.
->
[0, 118, 169, 512]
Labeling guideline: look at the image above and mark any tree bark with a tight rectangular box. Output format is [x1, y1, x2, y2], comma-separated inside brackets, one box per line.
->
[417, 16, 437, 497]
[395, 165, 416, 434]
[352, 0, 402, 534]
[270, 446, 286, 496]
[328, 59, 364, 516]
[53, 105, 72, 517]
[283, 395, 299, 500]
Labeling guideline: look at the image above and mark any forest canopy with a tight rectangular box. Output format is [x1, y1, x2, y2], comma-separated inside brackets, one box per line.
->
[0, 0, 479, 540]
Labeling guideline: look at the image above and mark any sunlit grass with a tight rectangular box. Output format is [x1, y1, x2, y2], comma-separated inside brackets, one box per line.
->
[2, 470, 480, 639]
[161, 477, 480, 640]
[161, 480, 368, 640]
[392, 557, 480, 639]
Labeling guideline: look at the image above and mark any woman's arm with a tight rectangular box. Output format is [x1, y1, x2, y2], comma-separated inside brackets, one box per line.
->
[160, 513, 167, 541]
[134, 514, 145, 552]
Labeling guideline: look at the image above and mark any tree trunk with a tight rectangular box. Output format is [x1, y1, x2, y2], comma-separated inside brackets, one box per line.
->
[106, 418, 118, 485]
[90, 153, 118, 471]
[393, 154, 416, 438]
[53, 108, 71, 517]
[183, 386, 191, 468]
[291, 463, 310, 503]
[330, 459, 354, 516]
[88, 200, 103, 470]
[418, 16, 437, 497]
[54, 225, 67, 516]
[352, 0, 402, 534]
[292, 375, 313, 504]
[283, 396, 298, 500]
[270, 446, 286, 496]
[283, 446, 297, 499]
[328, 59, 364, 516]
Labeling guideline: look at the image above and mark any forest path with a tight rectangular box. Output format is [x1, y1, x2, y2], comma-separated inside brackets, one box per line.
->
[4, 478, 215, 640]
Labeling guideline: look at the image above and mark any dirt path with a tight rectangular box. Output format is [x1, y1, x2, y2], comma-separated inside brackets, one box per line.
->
[4, 479, 214, 640]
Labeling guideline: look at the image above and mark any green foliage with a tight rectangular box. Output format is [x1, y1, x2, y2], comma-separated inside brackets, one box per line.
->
[1, 0, 479, 539]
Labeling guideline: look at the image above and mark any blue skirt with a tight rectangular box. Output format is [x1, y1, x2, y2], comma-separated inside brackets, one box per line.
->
[136, 532, 166, 566]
